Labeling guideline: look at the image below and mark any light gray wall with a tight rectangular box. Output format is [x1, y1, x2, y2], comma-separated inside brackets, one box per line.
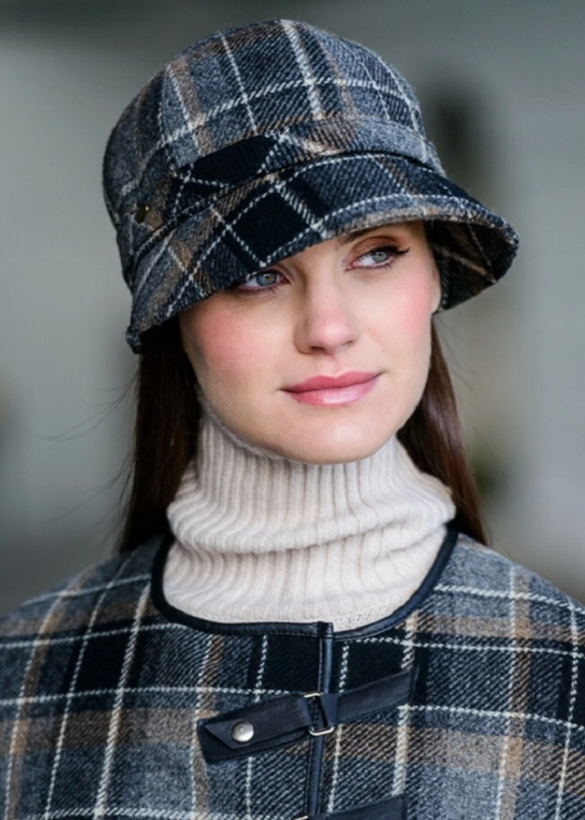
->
[1, 0, 585, 612]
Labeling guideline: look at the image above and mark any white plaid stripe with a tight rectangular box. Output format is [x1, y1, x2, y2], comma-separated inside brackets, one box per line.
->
[359, 60, 393, 125]
[19, 810, 196, 819]
[161, 149, 484, 320]
[245, 635, 269, 820]
[115, 74, 421, 204]
[3, 536, 584, 818]
[465, 221, 494, 270]
[256, 130, 341, 177]
[140, 198, 263, 310]
[204, 204, 264, 267]
[359, 636, 577, 659]
[282, 21, 324, 118]
[133, 230, 182, 303]
[255, 130, 300, 177]
[435, 582, 574, 611]
[191, 632, 215, 820]
[259, 171, 327, 231]
[0, 622, 186, 652]
[220, 35, 258, 133]
[102, 19, 518, 350]
[163, 150, 352, 317]
[93, 582, 152, 817]
[365, 154, 415, 197]
[254, 192, 511, 265]
[553, 598, 580, 820]
[0, 683, 290, 709]
[410, 704, 585, 736]
[3, 583, 74, 819]
[492, 564, 518, 820]
[369, 52, 429, 164]
[167, 66, 204, 225]
[430, 243, 493, 277]
[43, 557, 135, 818]
[326, 643, 350, 813]
[164, 149, 358, 304]
[17, 810, 280, 820]
[392, 611, 417, 799]
[13, 573, 151, 608]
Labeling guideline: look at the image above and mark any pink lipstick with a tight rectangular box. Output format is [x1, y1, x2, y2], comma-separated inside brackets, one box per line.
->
[283, 372, 378, 406]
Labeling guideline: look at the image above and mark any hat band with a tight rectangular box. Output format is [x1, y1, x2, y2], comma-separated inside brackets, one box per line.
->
[125, 125, 441, 280]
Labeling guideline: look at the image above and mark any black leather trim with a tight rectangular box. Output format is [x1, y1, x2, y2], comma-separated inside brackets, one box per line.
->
[150, 525, 459, 639]
[336, 525, 459, 639]
[201, 694, 312, 758]
[337, 670, 415, 723]
[198, 668, 415, 763]
[151, 530, 327, 637]
[307, 622, 334, 816]
[312, 797, 405, 820]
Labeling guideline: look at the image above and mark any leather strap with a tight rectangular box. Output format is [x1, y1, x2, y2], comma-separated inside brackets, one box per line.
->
[199, 667, 415, 763]
[311, 797, 405, 820]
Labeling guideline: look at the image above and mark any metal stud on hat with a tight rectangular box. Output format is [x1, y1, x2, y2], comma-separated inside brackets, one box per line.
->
[103, 18, 519, 353]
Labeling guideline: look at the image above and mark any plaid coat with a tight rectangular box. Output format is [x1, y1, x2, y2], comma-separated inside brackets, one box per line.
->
[1, 529, 585, 819]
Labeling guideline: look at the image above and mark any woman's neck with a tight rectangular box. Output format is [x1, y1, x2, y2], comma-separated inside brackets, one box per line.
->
[164, 410, 455, 630]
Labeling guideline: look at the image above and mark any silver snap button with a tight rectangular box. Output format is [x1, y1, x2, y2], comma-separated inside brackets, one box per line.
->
[231, 720, 255, 743]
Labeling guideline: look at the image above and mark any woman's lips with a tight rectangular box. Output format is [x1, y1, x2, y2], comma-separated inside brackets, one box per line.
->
[283, 372, 379, 406]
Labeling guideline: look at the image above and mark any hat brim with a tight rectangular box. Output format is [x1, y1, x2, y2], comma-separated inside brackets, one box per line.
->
[127, 151, 518, 352]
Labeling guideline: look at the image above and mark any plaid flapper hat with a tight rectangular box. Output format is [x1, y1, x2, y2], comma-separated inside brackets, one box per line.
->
[103, 19, 519, 353]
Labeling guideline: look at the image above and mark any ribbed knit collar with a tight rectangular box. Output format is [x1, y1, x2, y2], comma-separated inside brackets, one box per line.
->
[164, 412, 455, 630]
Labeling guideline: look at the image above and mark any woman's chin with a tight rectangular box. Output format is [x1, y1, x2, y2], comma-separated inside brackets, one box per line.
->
[254, 424, 396, 465]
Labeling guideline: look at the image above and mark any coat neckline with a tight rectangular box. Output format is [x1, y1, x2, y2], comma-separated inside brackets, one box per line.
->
[150, 525, 459, 639]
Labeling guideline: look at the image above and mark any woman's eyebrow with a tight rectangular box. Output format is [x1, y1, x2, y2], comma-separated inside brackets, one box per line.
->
[336, 228, 372, 245]
[336, 225, 407, 246]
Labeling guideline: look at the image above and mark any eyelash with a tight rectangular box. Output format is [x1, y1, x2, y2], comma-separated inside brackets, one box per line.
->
[352, 245, 409, 269]
[235, 244, 409, 295]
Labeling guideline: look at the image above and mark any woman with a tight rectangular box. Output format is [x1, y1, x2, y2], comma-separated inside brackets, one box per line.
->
[2, 19, 584, 820]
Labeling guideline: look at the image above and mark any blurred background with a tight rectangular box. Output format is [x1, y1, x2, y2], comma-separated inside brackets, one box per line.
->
[1, 0, 584, 613]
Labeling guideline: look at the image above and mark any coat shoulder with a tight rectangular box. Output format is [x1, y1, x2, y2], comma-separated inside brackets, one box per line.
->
[431, 533, 585, 633]
[0, 538, 161, 641]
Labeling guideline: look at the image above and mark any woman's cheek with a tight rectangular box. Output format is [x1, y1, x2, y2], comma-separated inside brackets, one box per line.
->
[180, 305, 240, 384]
[382, 284, 435, 352]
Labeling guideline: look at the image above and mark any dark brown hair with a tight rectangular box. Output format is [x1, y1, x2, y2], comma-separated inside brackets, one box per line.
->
[118, 317, 486, 552]
[398, 324, 487, 544]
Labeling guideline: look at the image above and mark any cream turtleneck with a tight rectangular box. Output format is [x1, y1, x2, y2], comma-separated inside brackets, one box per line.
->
[164, 412, 455, 630]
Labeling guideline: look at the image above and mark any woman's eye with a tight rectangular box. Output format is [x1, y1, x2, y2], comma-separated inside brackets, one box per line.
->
[238, 271, 282, 291]
[366, 249, 392, 265]
[355, 246, 403, 268]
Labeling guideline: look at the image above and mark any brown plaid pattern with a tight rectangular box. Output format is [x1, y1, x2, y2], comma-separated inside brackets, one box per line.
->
[102, 19, 519, 352]
[2, 532, 584, 819]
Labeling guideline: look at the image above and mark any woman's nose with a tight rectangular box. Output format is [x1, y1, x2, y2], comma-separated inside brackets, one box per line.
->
[293, 275, 359, 354]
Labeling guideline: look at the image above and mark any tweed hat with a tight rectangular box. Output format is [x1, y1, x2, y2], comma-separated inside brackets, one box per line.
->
[103, 19, 519, 353]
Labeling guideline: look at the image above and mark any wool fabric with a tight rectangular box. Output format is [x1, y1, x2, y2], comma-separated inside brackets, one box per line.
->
[165, 411, 455, 629]
[4, 534, 585, 819]
[102, 19, 519, 352]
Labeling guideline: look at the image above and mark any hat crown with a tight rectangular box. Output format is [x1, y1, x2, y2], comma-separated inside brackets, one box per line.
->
[103, 19, 441, 245]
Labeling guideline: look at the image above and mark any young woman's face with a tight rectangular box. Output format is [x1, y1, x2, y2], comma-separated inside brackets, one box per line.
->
[179, 221, 441, 464]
